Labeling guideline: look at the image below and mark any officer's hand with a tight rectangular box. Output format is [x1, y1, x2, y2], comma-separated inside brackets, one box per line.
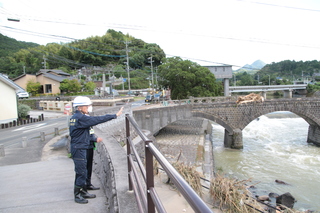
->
[97, 137, 103, 143]
[116, 107, 124, 117]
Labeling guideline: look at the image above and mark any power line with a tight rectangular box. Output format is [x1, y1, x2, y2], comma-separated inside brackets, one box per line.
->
[236, 0, 320, 13]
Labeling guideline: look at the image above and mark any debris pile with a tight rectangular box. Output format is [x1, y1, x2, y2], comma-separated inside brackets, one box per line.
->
[236, 93, 264, 105]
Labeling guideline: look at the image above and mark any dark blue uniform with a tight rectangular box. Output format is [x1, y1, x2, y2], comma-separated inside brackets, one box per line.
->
[69, 110, 116, 188]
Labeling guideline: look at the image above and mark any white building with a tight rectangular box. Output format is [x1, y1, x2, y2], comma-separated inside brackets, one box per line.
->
[0, 73, 22, 124]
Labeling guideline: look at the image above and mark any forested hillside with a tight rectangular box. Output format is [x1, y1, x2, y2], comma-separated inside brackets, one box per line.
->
[256, 60, 320, 80]
[0, 29, 166, 90]
[0, 34, 39, 58]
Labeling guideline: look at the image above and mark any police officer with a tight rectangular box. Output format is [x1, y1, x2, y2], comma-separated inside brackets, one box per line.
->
[69, 96, 123, 204]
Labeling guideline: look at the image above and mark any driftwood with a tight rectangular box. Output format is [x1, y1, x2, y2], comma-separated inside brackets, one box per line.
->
[236, 93, 264, 105]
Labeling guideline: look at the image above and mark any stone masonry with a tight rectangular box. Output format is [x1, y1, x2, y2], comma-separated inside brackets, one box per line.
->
[134, 97, 320, 149]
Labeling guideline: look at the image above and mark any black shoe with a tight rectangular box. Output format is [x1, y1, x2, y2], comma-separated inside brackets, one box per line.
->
[87, 184, 100, 190]
[74, 186, 88, 204]
[81, 186, 96, 199]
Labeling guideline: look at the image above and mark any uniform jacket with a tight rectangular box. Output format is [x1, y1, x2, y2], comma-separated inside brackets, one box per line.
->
[69, 110, 116, 149]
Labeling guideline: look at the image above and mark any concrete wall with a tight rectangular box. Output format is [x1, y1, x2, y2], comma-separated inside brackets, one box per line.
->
[91, 106, 139, 213]
[133, 105, 193, 135]
[13, 74, 37, 91]
[37, 74, 61, 94]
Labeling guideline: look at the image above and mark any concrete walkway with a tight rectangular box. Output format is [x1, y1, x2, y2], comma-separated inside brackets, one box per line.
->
[0, 111, 107, 213]
[0, 156, 107, 213]
[0, 109, 219, 213]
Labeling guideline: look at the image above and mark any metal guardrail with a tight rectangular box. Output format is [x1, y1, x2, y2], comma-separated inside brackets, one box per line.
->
[125, 114, 213, 213]
[229, 84, 307, 92]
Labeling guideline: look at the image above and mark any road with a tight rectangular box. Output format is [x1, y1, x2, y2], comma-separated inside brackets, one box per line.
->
[0, 116, 69, 148]
[0, 115, 69, 166]
[0, 100, 149, 166]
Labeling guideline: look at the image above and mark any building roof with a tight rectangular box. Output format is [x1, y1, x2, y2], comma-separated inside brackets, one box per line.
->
[41, 73, 68, 82]
[11, 73, 36, 81]
[38, 69, 70, 76]
[0, 73, 24, 91]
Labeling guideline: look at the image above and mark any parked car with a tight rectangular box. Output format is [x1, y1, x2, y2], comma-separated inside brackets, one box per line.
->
[153, 93, 161, 102]
[17, 91, 29, 99]
[145, 95, 154, 103]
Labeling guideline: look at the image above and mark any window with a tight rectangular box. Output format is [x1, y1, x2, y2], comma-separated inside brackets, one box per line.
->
[45, 84, 52, 93]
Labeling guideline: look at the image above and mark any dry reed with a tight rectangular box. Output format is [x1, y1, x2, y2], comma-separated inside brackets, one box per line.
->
[171, 161, 203, 197]
[209, 173, 263, 213]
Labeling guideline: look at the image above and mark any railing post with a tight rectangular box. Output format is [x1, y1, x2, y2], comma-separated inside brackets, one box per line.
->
[125, 114, 132, 191]
[145, 140, 155, 213]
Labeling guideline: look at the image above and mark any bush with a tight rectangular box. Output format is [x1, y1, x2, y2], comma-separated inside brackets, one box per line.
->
[18, 104, 31, 119]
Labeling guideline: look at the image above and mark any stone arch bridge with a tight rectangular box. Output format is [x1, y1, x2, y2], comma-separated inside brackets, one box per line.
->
[133, 97, 320, 149]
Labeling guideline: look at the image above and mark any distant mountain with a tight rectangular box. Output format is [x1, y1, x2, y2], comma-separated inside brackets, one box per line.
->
[236, 60, 266, 72]
[251, 60, 266, 69]
[0, 33, 39, 58]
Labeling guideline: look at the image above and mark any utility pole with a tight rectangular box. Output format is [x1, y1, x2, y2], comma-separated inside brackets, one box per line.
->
[155, 66, 158, 89]
[125, 40, 131, 94]
[42, 55, 47, 70]
[23, 66, 26, 75]
[148, 55, 154, 93]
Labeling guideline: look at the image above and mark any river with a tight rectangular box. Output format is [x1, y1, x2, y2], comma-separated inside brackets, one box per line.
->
[211, 111, 320, 212]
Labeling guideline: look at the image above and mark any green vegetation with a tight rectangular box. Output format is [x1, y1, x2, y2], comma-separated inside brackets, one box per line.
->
[17, 104, 31, 118]
[231, 60, 320, 96]
[0, 34, 39, 58]
[157, 57, 223, 99]
[26, 80, 41, 96]
[307, 82, 320, 93]
[0, 30, 165, 83]
[3, 30, 320, 97]
[59, 79, 82, 94]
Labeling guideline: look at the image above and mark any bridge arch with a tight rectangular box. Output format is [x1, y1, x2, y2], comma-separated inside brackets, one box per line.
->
[191, 98, 320, 148]
[239, 105, 319, 131]
[133, 98, 320, 149]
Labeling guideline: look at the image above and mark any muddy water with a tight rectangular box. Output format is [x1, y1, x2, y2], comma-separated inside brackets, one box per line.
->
[211, 112, 320, 211]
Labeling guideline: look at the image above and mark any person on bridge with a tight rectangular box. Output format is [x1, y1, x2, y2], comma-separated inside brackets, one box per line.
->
[70, 96, 123, 204]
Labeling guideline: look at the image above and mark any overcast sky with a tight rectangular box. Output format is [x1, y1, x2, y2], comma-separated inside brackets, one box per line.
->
[0, 0, 320, 68]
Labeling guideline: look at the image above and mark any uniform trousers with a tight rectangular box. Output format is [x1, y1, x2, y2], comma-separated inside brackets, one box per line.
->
[71, 148, 87, 187]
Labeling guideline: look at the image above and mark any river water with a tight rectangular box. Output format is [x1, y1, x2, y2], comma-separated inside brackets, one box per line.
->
[211, 112, 320, 211]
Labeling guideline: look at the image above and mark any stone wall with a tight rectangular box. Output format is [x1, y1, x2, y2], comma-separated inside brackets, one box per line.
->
[155, 118, 214, 178]
[308, 124, 320, 146]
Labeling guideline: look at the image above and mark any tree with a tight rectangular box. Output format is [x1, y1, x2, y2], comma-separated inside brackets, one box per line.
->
[17, 104, 31, 119]
[237, 72, 255, 86]
[157, 57, 222, 99]
[84, 81, 96, 92]
[26, 80, 41, 96]
[60, 79, 81, 93]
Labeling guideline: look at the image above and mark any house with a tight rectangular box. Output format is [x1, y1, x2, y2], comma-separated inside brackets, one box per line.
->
[312, 73, 320, 82]
[13, 69, 72, 95]
[0, 73, 22, 124]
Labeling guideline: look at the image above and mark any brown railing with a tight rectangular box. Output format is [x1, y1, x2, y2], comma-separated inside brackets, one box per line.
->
[125, 114, 213, 213]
